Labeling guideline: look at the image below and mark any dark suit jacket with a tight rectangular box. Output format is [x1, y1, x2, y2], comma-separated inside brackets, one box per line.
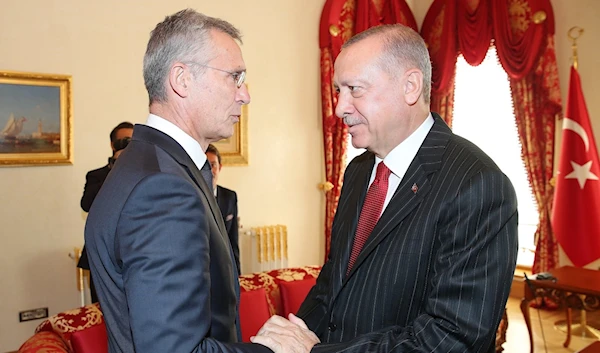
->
[298, 114, 518, 353]
[81, 163, 111, 212]
[217, 185, 240, 273]
[78, 163, 111, 270]
[85, 125, 269, 353]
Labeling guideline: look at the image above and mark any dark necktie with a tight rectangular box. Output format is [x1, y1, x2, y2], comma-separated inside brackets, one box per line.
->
[347, 162, 392, 275]
[201, 160, 213, 188]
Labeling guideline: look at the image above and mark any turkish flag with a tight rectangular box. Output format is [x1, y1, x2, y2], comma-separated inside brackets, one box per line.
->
[552, 66, 600, 267]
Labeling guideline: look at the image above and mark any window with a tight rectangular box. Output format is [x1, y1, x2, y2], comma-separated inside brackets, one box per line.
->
[453, 46, 537, 267]
[344, 46, 538, 267]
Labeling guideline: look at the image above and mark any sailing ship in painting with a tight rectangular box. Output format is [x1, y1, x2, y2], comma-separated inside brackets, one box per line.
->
[1, 114, 27, 139]
[0, 113, 61, 153]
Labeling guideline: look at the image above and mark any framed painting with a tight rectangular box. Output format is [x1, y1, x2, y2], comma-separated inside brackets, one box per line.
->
[214, 103, 248, 166]
[0, 70, 73, 166]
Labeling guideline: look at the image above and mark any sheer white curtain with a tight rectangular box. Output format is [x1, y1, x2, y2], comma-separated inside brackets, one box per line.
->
[453, 46, 538, 267]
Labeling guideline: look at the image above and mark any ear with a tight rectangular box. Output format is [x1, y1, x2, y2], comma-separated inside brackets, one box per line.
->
[169, 62, 190, 98]
[403, 69, 423, 106]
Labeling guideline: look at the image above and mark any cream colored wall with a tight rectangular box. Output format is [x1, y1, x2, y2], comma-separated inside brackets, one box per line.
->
[0, 0, 326, 351]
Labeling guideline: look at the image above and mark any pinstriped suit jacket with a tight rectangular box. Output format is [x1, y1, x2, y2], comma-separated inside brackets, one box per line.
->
[298, 114, 518, 352]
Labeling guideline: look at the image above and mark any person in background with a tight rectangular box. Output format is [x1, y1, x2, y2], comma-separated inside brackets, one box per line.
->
[78, 121, 133, 303]
[252, 24, 518, 353]
[84, 9, 270, 353]
[206, 143, 240, 273]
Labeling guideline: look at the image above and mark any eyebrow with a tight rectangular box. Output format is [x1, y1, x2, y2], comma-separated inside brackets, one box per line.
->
[334, 78, 368, 88]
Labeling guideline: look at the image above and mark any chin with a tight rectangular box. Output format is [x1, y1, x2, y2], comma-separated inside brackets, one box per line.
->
[350, 136, 368, 150]
[218, 128, 235, 140]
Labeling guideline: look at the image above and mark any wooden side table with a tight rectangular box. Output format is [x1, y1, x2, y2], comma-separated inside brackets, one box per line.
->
[521, 266, 600, 353]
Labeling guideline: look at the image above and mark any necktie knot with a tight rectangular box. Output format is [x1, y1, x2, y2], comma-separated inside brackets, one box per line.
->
[375, 162, 392, 183]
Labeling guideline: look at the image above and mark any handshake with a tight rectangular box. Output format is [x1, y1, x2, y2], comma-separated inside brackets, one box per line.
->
[251, 314, 320, 353]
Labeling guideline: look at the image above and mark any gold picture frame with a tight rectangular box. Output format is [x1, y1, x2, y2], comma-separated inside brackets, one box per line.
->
[0, 70, 73, 166]
[213, 103, 248, 166]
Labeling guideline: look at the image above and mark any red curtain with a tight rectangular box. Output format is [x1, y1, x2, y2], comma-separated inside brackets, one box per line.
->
[511, 39, 561, 273]
[421, 0, 562, 272]
[319, 0, 417, 260]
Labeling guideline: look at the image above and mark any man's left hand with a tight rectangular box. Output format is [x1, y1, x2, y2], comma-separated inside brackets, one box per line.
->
[251, 314, 320, 353]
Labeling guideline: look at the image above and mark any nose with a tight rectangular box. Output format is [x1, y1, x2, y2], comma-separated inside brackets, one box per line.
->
[236, 83, 251, 105]
[335, 91, 354, 119]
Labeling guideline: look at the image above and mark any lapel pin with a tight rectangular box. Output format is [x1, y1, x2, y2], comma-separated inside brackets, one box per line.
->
[411, 183, 418, 194]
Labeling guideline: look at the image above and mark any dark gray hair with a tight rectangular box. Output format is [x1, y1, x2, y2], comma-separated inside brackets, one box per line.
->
[343, 24, 432, 104]
[143, 9, 242, 104]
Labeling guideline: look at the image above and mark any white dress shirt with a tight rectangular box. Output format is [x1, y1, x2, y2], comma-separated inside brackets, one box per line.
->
[145, 114, 207, 171]
[369, 113, 434, 216]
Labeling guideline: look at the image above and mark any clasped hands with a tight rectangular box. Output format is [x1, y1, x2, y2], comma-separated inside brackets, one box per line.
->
[251, 313, 320, 353]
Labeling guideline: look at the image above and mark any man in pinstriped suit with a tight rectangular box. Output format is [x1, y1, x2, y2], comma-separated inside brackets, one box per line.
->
[252, 24, 518, 353]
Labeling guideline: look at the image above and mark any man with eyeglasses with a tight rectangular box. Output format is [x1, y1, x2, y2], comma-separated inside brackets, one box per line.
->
[84, 9, 271, 353]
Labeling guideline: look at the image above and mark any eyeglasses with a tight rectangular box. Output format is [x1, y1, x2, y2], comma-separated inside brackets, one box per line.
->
[187, 62, 246, 88]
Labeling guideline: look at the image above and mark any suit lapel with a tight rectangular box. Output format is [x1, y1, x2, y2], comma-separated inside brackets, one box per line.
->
[187, 166, 229, 236]
[343, 114, 452, 281]
[344, 162, 430, 280]
[330, 153, 374, 295]
[133, 125, 228, 237]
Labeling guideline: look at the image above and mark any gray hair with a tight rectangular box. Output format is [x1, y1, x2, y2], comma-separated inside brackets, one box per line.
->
[343, 24, 432, 104]
[143, 9, 242, 104]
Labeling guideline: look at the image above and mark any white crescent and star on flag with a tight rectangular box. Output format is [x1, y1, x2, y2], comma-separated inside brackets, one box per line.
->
[552, 66, 600, 267]
[560, 117, 599, 189]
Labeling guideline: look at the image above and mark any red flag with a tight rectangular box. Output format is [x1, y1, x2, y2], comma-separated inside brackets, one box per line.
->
[552, 66, 600, 267]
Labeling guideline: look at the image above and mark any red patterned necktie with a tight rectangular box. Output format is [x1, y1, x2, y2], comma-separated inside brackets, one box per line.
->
[347, 162, 392, 275]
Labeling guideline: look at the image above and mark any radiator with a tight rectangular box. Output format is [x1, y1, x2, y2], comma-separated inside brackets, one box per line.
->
[239, 225, 288, 274]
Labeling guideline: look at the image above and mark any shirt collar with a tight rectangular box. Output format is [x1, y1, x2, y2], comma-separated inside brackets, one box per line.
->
[378, 113, 434, 178]
[145, 114, 207, 171]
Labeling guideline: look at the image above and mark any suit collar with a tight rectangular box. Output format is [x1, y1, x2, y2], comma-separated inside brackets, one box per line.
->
[133, 124, 195, 167]
[132, 125, 228, 237]
[145, 115, 207, 171]
[329, 153, 373, 293]
[383, 113, 434, 180]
